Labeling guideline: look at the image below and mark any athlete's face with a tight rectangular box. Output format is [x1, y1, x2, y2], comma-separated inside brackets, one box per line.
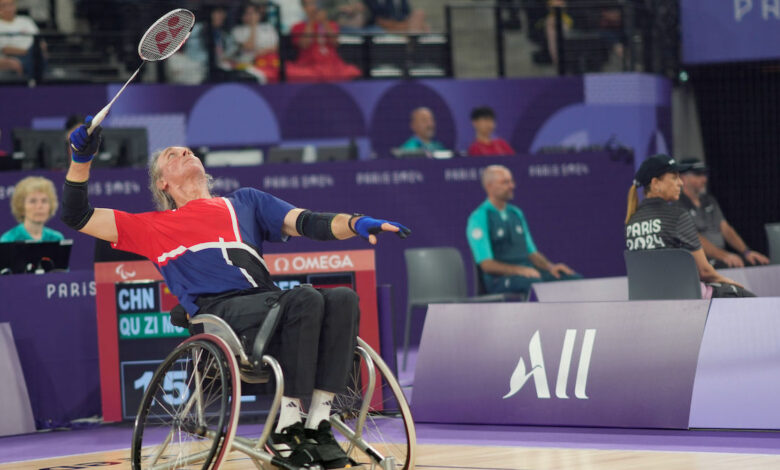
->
[156, 146, 205, 191]
[651, 172, 683, 201]
[487, 168, 515, 202]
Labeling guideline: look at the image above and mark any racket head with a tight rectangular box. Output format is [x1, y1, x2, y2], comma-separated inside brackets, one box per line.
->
[138, 8, 195, 61]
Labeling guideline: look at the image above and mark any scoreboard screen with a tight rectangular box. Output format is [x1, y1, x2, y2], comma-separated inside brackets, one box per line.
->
[95, 250, 379, 422]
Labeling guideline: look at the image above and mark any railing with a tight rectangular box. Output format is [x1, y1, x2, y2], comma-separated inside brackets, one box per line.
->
[444, 0, 669, 77]
[0, 0, 679, 86]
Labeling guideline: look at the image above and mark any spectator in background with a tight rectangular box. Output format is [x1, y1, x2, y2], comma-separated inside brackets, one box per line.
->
[1, 176, 63, 242]
[0, 0, 39, 77]
[678, 158, 769, 268]
[364, 0, 429, 33]
[288, 0, 361, 82]
[321, 0, 369, 32]
[231, 1, 280, 83]
[272, 0, 306, 33]
[399, 107, 447, 154]
[467, 106, 515, 157]
[167, 5, 237, 84]
[624, 155, 753, 297]
[467, 165, 580, 296]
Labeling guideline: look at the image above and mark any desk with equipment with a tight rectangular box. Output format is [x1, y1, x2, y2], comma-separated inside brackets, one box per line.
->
[95, 249, 380, 422]
[0, 240, 73, 275]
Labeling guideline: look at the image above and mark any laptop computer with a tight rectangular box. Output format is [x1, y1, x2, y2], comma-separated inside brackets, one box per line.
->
[0, 239, 73, 274]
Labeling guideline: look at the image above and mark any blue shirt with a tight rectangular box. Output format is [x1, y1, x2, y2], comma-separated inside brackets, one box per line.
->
[112, 188, 295, 314]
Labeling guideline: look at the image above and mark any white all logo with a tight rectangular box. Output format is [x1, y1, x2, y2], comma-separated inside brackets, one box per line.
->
[503, 329, 596, 400]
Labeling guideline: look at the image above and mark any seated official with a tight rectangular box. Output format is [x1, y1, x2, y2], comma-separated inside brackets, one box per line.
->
[398, 107, 448, 155]
[625, 154, 754, 298]
[678, 158, 769, 269]
[467, 165, 580, 295]
[1, 176, 63, 242]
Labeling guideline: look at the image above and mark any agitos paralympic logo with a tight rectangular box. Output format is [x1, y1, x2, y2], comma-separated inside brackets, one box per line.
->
[504, 329, 596, 400]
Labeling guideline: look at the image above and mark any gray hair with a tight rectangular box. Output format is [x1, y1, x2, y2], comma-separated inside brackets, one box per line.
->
[410, 106, 431, 121]
[481, 164, 510, 189]
[148, 148, 214, 211]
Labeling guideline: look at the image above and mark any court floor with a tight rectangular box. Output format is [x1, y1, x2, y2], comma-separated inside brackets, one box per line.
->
[2, 421, 780, 470]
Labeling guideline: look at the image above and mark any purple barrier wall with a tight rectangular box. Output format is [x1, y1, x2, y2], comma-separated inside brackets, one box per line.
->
[689, 297, 780, 429]
[0, 270, 98, 428]
[0, 152, 634, 348]
[0, 74, 670, 166]
[681, 0, 780, 64]
[412, 301, 710, 428]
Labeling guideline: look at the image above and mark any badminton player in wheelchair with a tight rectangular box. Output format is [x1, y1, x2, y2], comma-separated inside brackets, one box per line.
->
[62, 117, 411, 469]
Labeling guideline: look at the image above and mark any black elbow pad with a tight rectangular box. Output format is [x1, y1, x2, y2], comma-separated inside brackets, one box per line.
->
[61, 180, 95, 230]
[296, 210, 338, 241]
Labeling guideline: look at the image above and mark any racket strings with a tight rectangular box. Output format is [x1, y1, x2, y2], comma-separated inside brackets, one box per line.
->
[139, 10, 195, 61]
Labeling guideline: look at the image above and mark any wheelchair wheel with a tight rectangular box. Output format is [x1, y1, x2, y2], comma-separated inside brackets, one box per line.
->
[332, 338, 416, 470]
[131, 334, 241, 470]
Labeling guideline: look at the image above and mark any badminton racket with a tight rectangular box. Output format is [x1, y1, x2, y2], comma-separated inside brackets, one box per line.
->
[87, 9, 195, 135]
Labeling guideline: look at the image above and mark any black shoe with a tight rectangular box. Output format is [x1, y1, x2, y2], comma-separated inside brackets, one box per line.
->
[306, 420, 356, 469]
[267, 421, 321, 467]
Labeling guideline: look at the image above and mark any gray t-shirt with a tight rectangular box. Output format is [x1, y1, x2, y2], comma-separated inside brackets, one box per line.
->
[678, 192, 725, 249]
[625, 198, 702, 252]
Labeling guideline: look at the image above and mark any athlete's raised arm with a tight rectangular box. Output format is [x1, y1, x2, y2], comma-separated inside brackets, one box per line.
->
[61, 116, 119, 243]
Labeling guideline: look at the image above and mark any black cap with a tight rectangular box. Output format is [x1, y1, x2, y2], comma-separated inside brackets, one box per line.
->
[678, 158, 708, 175]
[633, 154, 692, 187]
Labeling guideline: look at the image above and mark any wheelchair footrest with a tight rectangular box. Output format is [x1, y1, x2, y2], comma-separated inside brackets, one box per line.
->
[239, 357, 272, 383]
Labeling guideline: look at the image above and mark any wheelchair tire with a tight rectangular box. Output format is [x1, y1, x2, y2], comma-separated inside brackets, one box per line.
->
[332, 338, 416, 470]
[131, 334, 241, 470]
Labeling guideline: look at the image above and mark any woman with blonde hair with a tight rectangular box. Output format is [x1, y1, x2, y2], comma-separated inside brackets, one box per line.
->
[1, 176, 63, 242]
[625, 154, 752, 297]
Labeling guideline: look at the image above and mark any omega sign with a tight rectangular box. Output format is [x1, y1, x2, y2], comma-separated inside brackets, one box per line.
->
[273, 254, 354, 273]
[504, 329, 596, 400]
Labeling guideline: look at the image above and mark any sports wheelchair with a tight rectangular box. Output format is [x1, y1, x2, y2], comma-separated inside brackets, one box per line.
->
[130, 304, 416, 470]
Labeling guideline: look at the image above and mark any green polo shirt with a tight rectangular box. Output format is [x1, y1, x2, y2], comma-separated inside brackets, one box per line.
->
[466, 199, 537, 267]
[400, 136, 446, 152]
[0, 223, 64, 243]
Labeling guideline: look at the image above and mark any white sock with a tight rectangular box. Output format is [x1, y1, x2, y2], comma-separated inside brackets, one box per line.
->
[306, 389, 335, 429]
[276, 396, 303, 433]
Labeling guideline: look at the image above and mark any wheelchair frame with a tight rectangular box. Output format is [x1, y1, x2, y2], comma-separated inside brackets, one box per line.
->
[130, 313, 416, 470]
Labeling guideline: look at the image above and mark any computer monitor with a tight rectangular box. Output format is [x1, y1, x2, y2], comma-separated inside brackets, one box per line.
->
[0, 155, 23, 172]
[316, 145, 356, 162]
[0, 239, 73, 274]
[100, 128, 149, 168]
[266, 147, 304, 164]
[12, 128, 70, 170]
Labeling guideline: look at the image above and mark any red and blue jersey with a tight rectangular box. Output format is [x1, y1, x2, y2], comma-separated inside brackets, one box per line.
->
[112, 188, 295, 314]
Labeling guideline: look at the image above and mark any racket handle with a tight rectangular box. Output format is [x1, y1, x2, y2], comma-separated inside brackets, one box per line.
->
[87, 105, 110, 135]
[87, 64, 143, 135]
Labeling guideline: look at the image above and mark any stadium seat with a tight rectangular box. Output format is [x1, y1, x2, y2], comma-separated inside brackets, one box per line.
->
[765, 223, 780, 265]
[624, 249, 702, 300]
[401, 247, 524, 369]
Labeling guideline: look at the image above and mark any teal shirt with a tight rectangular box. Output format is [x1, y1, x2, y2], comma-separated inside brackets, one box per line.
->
[400, 136, 446, 152]
[466, 200, 537, 266]
[0, 223, 64, 243]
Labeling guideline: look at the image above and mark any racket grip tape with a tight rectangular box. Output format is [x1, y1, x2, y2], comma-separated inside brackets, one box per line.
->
[88, 105, 110, 135]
